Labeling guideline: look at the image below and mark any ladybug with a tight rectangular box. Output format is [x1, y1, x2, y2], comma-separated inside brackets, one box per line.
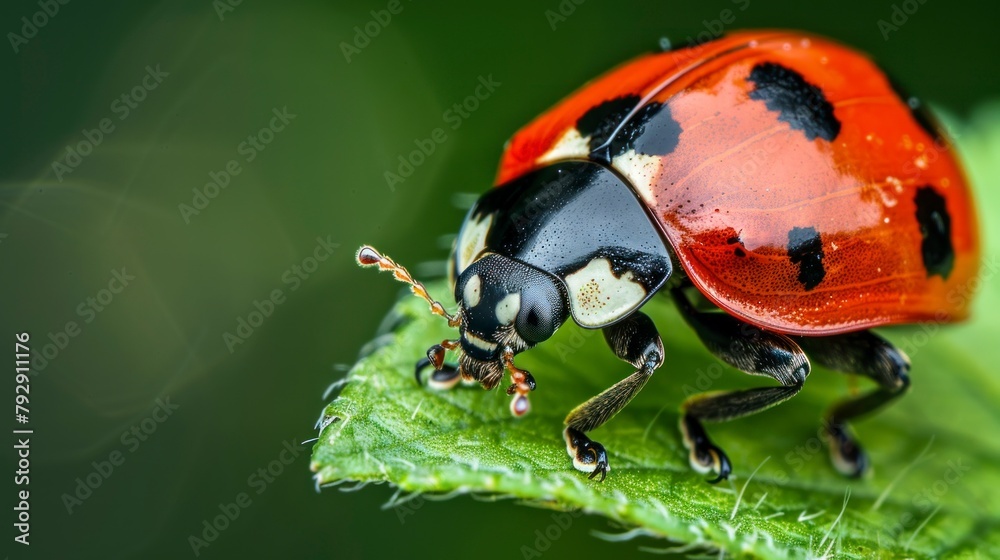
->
[357, 30, 978, 482]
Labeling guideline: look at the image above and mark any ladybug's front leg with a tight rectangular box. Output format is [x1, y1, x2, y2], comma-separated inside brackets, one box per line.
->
[414, 339, 471, 390]
[796, 331, 911, 477]
[563, 312, 663, 481]
[414, 358, 462, 390]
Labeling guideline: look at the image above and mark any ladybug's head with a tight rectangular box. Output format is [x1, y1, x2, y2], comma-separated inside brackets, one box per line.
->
[453, 253, 568, 389]
[356, 245, 568, 415]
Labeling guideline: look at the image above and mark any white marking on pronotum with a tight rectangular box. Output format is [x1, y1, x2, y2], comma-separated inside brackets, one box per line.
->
[494, 292, 520, 325]
[564, 257, 647, 327]
[537, 128, 590, 164]
[455, 213, 493, 274]
[611, 148, 661, 206]
[463, 331, 497, 353]
[463, 274, 482, 307]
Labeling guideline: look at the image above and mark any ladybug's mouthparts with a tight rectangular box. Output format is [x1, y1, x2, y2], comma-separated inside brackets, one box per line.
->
[358, 244, 538, 419]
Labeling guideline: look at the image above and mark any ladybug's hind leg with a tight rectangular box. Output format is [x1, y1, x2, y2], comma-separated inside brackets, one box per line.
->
[564, 311, 663, 482]
[672, 289, 810, 483]
[796, 332, 910, 477]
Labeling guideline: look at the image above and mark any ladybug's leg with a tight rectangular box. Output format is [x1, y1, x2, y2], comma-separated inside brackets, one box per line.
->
[672, 289, 810, 482]
[414, 358, 462, 390]
[796, 332, 910, 477]
[414, 339, 470, 390]
[563, 311, 663, 481]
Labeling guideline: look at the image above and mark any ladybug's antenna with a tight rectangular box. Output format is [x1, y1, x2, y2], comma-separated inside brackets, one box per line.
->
[356, 245, 461, 327]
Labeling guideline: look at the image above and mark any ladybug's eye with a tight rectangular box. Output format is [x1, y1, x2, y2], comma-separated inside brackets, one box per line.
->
[515, 284, 562, 344]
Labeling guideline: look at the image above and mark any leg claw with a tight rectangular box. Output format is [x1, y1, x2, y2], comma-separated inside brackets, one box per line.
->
[681, 415, 732, 483]
[564, 427, 610, 482]
[414, 358, 461, 390]
[827, 422, 869, 478]
[692, 443, 732, 484]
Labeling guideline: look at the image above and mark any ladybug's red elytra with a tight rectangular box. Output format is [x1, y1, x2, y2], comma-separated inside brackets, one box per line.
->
[357, 30, 979, 483]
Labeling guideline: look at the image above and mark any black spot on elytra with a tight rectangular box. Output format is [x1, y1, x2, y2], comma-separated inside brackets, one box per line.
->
[886, 75, 944, 143]
[747, 62, 841, 142]
[787, 226, 825, 290]
[577, 97, 681, 160]
[658, 33, 726, 52]
[727, 234, 746, 256]
[609, 102, 681, 158]
[914, 186, 954, 278]
[577, 96, 640, 155]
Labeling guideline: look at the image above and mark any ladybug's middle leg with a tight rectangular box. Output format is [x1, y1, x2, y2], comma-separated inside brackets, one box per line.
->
[796, 331, 910, 477]
[563, 311, 663, 481]
[672, 289, 810, 482]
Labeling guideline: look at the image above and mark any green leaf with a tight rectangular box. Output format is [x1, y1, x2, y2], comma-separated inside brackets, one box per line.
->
[312, 106, 1000, 558]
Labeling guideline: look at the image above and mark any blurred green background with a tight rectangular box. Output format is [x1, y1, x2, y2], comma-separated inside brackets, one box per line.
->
[1, 0, 997, 558]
